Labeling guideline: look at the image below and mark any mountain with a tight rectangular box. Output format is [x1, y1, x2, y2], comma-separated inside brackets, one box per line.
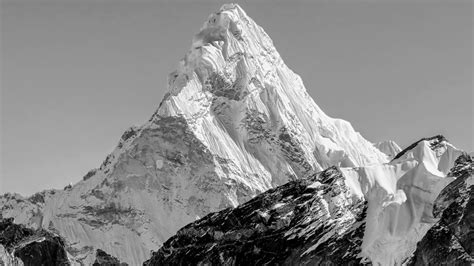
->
[374, 140, 402, 160]
[0, 4, 388, 265]
[145, 136, 468, 265]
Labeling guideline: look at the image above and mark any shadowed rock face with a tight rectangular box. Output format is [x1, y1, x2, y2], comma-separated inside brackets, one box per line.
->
[408, 154, 474, 265]
[0, 218, 70, 266]
[93, 249, 128, 266]
[144, 167, 367, 265]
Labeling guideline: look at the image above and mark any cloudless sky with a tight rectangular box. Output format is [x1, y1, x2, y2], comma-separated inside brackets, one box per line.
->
[1, 0, 472, 196]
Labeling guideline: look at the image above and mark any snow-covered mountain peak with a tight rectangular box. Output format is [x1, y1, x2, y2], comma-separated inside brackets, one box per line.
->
[154, 3, 387, 170]
[1, 4, 389, 265]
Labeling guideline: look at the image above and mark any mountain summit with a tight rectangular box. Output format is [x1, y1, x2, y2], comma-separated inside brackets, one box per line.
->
[3, 4, 463, 265]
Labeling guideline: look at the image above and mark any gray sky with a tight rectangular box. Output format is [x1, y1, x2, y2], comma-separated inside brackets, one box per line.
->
[1, 0, 472, 196]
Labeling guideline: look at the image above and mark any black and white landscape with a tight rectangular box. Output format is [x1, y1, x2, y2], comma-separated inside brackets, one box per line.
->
[1, 3, 473, 266]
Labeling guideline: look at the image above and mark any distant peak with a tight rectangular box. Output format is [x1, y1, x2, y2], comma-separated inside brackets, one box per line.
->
[374, 140, 402, 159]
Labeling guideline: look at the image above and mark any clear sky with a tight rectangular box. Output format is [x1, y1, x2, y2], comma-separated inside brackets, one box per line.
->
[1, 0, 472, 196]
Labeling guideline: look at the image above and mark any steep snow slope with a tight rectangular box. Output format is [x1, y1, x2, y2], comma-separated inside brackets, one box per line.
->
[0, 4, 387, 265]
[374, 140, 402, 159]
[343, 136, 464, 264]
[145, 136, 467, 265]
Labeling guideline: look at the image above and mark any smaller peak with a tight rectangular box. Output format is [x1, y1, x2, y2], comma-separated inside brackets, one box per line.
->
[374, 140, 402, 159]
[392, 135, 449, 161]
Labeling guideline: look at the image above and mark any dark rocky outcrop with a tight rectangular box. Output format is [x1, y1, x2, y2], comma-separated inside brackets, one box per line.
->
[0, 217, 70, 265]
[144, 167, 367, 265]
[408, 153, 474, 265]
[93, 249, 128, 266]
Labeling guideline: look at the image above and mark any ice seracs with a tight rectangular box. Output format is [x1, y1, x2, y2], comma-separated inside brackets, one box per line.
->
[342, 136, 464, 264]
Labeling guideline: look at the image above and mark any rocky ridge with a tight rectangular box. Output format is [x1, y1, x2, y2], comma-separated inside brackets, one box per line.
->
[144, 166, 367, 265]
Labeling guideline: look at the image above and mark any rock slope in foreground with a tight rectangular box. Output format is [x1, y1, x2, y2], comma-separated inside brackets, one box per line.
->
[145, 136, 466, 265]
[145, 166, 368, 265]
[0, 4, 388, 264]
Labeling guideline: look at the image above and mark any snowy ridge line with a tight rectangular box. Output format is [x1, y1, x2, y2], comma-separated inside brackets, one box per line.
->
[392, 135, 447, 161]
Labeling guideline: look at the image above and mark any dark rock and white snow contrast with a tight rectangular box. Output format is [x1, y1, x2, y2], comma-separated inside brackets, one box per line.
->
[1, 4, 472, 266]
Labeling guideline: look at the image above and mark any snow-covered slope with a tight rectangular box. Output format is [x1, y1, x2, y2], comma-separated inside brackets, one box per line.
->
[0, 4, 388, 265]
[374, 140, 402, 160]
[145, 136, 467, 265]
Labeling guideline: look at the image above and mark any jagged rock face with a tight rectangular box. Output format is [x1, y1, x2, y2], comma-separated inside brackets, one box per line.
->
[93, 249, 128, 266]
[145, 137, 465, 265]
[0, 218, 70, 266]
[0, 4, 388, 265]
[408, 154, 474, 265]
[144, 167, 368, 265]
[374, 140, 402, 159]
